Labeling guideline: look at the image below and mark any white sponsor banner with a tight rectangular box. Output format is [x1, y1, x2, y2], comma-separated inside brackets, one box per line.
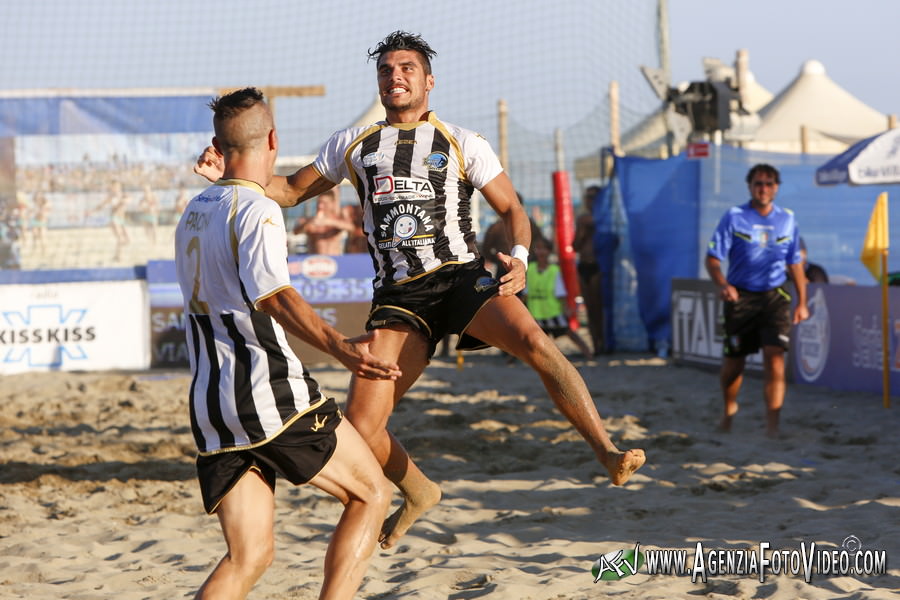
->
[0, 280, 149, 373]
[671, 278, 762, 371]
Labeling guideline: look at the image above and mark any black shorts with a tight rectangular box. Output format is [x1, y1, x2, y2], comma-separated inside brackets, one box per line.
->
[366, 260, 499, 358]
[535, 314, 570, 338]
[722, 287, 792, 357]
[195, 397, 342, 514]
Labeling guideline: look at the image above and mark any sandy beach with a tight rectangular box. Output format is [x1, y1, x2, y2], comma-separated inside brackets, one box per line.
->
[1, 349, 898, 599]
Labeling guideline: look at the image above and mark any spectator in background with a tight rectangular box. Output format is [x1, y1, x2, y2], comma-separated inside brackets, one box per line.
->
[573, 185, 605, 356]
[140, 184, 159, 243]
[293, 187, 354, 255]
[480, 191, 548, 277]
[174, 183, 191, 215]
[343, 202, 369, 253]
[524, 237, 593, 360]
[31, 190, 50, 256]
[94, 180, 131, 262]
[799, 237, 829, 283]
[14, 191, 30, 246]
[0, 198, 23, 269]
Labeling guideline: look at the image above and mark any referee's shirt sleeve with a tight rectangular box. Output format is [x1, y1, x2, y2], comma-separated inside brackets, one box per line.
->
[707, 211, 732, 261]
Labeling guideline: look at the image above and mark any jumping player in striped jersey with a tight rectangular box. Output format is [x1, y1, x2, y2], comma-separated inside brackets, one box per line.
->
[177, 87, 400, 600]
[195, 32, 645, 552]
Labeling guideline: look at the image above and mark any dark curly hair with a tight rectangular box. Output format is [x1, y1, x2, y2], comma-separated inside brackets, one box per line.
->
[367, 31, 437, 74]
[745, 163, 781, 185]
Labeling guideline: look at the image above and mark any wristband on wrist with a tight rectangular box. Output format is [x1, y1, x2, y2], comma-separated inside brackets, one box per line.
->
[511, 244, 529, 270]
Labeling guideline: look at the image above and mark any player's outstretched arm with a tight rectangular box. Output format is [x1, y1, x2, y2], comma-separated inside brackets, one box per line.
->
[257, 287, 401, 380]
[194, 146, 336, 209]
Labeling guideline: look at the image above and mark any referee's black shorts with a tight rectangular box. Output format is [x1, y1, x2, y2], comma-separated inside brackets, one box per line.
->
[722, 286, 792, 357]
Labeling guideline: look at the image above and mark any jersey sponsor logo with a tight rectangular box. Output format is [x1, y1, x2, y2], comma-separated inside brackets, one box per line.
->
[376, 202, 435, 249]
[262, 217, 278, 227]
[372, 176, 435, 202]
[423, 151, 449, 171]
[362, 152, 384, 167]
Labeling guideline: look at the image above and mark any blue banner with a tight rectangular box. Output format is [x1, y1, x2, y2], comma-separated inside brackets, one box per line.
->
[0, 95, 215, 136]
[794, 284, 900, 396]
[147, 254, 374, 308]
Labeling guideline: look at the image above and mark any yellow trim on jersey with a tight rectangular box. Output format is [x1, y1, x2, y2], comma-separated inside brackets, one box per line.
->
[340, 122, 390, 191]
[228, 186, 240, 264]
[196, 395, 329, 457]
[215, 178, 266, 195]
[394, 260, 467, 284]
[253, 283, 295, 310]
[428, 112, 469, 184]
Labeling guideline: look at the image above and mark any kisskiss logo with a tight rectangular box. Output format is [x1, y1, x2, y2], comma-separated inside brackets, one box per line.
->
[1, 304, 96, 367]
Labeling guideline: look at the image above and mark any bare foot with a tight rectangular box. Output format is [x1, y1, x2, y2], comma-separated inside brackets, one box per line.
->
[718, 404, 739, 432]
[604, 449, 646, 486]
[379, 479, 442, 549]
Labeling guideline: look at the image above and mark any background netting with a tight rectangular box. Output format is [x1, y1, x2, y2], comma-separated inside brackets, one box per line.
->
[0, 0, 662, 270]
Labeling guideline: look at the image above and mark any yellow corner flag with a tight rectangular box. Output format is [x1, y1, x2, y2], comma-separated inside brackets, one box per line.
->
[860, 192, 889, 282]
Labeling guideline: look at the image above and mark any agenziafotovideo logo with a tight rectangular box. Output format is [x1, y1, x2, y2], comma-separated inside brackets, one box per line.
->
[591, 536, 887, 584]
[591, 545, 645, 581]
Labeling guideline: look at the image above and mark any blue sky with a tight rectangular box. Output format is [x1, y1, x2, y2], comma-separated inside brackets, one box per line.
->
[669, 0, 900, 116]
[1, 0, 897, 156]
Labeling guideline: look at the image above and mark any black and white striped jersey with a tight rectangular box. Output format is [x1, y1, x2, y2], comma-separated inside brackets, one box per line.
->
[174, 179, 324, 456]
[313, 112, 503, 287]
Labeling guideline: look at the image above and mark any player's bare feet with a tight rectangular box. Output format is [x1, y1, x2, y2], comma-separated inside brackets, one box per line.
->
[604, 449, 646, 486]
[718, 403, 740, 432]
[379, 479, 442, 549]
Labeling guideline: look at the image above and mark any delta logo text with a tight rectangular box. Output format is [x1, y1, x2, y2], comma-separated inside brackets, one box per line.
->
[592, 536, 887, 584]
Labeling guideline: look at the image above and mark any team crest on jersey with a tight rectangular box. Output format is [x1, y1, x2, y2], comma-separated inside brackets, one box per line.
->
[362, 152, 384, 167]
[753, 228, 772, 246]
[423, 152, 449, 171]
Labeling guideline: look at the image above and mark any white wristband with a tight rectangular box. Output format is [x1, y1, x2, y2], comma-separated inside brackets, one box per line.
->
[511, 244, 529, 270]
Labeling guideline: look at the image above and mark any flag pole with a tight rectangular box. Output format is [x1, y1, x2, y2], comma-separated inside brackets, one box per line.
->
[862, 192, 891, 408]
[881, 248, 890, 408]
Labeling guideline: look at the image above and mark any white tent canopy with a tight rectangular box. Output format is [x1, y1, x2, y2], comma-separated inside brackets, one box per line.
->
[574, 58, 773, 178]
[746, 60, 888, 154]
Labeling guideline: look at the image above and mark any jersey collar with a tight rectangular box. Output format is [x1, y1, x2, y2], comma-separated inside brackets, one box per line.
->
[215, 178, 265, 195]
